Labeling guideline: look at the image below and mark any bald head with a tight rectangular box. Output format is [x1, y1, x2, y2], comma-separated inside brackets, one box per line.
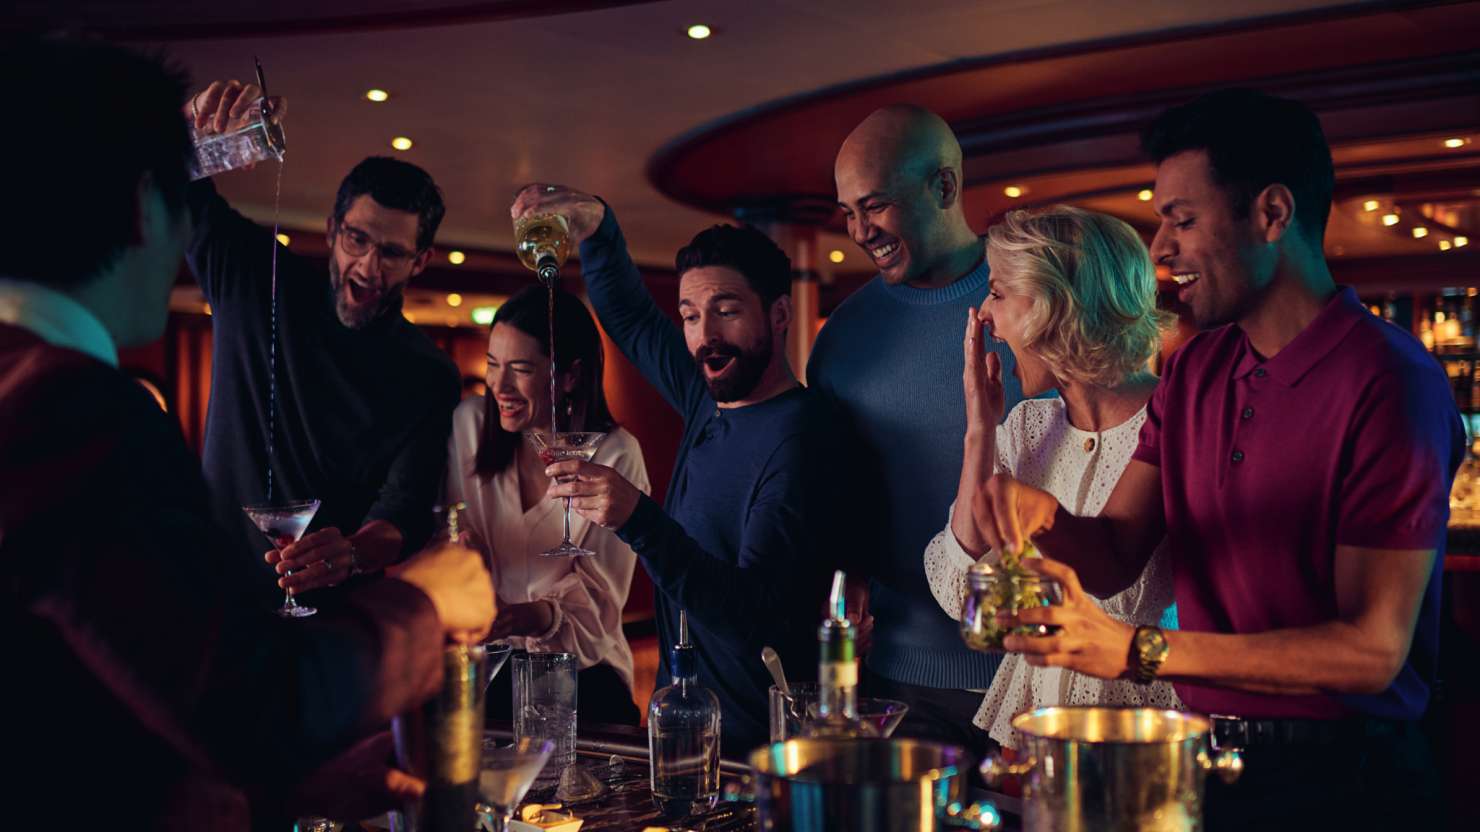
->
[835, 106, 978, 287]
[836, 105, 963, 188]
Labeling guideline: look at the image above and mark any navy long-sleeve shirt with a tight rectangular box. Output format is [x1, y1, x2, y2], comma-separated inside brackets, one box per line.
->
[185, 181, 459, 601]
[580, 208, 837, 756]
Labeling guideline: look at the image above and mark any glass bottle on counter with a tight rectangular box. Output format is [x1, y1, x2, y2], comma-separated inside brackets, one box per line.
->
[804, 570, 879, 739]
[648, 610, 720, 816]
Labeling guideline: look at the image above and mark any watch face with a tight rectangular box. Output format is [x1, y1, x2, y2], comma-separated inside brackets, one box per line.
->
[1138, 627, 1169, 659]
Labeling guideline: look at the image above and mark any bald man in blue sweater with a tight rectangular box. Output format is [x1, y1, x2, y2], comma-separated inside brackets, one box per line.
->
[809, 106, 1026, 752]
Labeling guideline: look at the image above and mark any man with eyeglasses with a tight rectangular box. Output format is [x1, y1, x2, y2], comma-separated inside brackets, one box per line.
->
[184, 80, 460, 602]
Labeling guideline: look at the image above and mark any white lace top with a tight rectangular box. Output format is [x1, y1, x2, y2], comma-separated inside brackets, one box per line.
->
[924, 397, 1181, 749]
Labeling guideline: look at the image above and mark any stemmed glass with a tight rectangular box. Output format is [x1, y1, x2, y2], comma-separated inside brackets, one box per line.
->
[242, 498, 321, 618]
[477, 737, 556, 832]
[525, 432, 606, 557]
[483, 641, 514, 694]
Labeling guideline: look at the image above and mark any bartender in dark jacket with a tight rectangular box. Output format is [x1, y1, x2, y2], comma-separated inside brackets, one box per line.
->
[184, 81, 459, 601]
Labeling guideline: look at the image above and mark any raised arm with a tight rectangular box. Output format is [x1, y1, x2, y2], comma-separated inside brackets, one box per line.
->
[182, 81, 290, 307]
[511, 185, 706, 416]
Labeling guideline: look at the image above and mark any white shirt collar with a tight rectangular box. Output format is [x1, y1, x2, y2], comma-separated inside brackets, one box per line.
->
[0, 277, 119, 367]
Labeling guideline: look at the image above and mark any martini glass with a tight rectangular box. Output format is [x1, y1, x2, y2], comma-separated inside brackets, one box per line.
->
[477, 737, 556, 832]
[483, 640, 514, 694]
[242, 498, 322, 618]
[525, 432, 606, 557]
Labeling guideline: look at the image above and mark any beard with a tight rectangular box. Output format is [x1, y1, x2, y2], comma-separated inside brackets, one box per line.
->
[694, 327, 773, 403]
[329, 257, 402, 329]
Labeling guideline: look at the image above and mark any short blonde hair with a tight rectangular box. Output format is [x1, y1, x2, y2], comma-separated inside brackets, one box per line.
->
[985, 205, 1168, 388]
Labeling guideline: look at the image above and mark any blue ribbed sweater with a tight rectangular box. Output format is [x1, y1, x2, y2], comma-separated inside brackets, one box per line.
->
[807, 258, 1025, 689]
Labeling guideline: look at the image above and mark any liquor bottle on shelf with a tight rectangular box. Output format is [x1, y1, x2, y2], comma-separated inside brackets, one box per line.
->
[648, 610, 720, 816]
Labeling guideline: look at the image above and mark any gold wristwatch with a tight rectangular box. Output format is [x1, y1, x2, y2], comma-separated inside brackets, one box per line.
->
[1130, 625, 1169, 685]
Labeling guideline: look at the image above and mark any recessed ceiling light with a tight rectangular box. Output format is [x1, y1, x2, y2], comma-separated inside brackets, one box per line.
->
[1137, 189, 1153, 202]
[1457, 236, 1470, 248]
[1004, 185, 1025, 199]
[1412, 227, 1428, 239]
[1362, 199, 1380, 212]
[686, 24, 713, 39]
[448, 250, 466, 265]
[1440, 240, 1453, 251]
[1443, 137, 1468, 149]
[365, 89, 389, 103]
[391, 136, 413, 151]
[446, 293, 463, 308]
[828, 249, 845, 264]
[275, 233, 291, 246]
[1381, 213, 1400, 226]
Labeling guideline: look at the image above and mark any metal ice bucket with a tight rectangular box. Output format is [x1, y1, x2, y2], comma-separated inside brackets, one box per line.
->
[979, 707, 1243, 832]
[748, 738, 999, 831]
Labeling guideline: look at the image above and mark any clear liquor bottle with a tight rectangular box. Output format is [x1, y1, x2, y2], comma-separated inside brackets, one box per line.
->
[648, 611, 721, 816]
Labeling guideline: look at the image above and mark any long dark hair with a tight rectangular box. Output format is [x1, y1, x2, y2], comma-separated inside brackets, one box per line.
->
[474, 285, 616, 479]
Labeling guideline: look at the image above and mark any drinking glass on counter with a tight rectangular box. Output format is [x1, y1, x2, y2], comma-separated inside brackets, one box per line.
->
[768, 682, 909, 742]
[513, 651, 577, 791]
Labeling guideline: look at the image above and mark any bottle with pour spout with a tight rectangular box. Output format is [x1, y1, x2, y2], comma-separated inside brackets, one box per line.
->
[804, 570, 878, 738]
[648, 610, 721, 815]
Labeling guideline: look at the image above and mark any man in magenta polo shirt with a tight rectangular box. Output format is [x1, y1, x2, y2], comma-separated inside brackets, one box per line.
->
[969, 89, 1462, 829]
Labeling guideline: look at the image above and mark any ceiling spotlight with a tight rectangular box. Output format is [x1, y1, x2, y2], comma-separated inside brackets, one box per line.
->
[1457, 236, 1469, 247]
[391, 136, 414, 151]
[1412, 227, 1428, 239]
[275, 233, 291, 246]
[446, 293, 463, 308]
[1004, 185, 1025, 199]
[448, 250, 466, 265]
[686, 24, 712, 39]
[365, 89, 389, 103]
[1443, 137, 1468, 149]
[828, 249, 845, 264]
[1362, 199, 1380, 212]
[1137, 189, 1153, 202]
[1381, 213, 1400, 226]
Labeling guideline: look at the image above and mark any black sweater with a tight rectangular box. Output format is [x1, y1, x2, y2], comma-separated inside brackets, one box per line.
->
[186, 181, 459, 599]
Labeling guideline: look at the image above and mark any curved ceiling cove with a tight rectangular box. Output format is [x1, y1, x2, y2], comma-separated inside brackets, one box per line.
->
[649, 2, 1480, 232]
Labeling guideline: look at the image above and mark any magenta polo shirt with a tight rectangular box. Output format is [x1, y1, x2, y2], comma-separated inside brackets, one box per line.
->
[1134, 286, 1463, 720]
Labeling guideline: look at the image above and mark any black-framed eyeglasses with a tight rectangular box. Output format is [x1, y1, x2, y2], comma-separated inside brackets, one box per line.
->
[334, 222, 420, 271]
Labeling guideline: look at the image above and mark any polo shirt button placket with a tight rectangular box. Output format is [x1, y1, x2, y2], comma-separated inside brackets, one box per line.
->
[1231, 450, 1245, 463]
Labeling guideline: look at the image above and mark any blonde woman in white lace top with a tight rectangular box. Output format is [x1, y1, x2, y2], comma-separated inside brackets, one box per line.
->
[923, 205, 1181, 749]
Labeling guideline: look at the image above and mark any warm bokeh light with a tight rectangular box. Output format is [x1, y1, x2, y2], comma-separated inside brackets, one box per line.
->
[686, 24, 712, 39]
[1004, 185, 1025, 198]
[1443, 137, 1467, 149]
[828, 249, 846, 264]
[1381, 213, 1400, 226]
[448, 250, 466, 265]
[275, 233, 291, 246]
[1137, 189, 1154, 202]
[1457, 236, 1470, 248]
[391, 136, 414, 151]
[1362, 199, 1380, 212]
[446, 293, 463, 308]
[365, 89, 389, 103]
[1412, 227, 1428, 239]
[1440, 240, 1453, 251]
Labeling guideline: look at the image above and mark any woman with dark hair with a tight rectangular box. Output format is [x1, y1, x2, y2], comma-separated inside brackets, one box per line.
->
[446, 285, 645, 725]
